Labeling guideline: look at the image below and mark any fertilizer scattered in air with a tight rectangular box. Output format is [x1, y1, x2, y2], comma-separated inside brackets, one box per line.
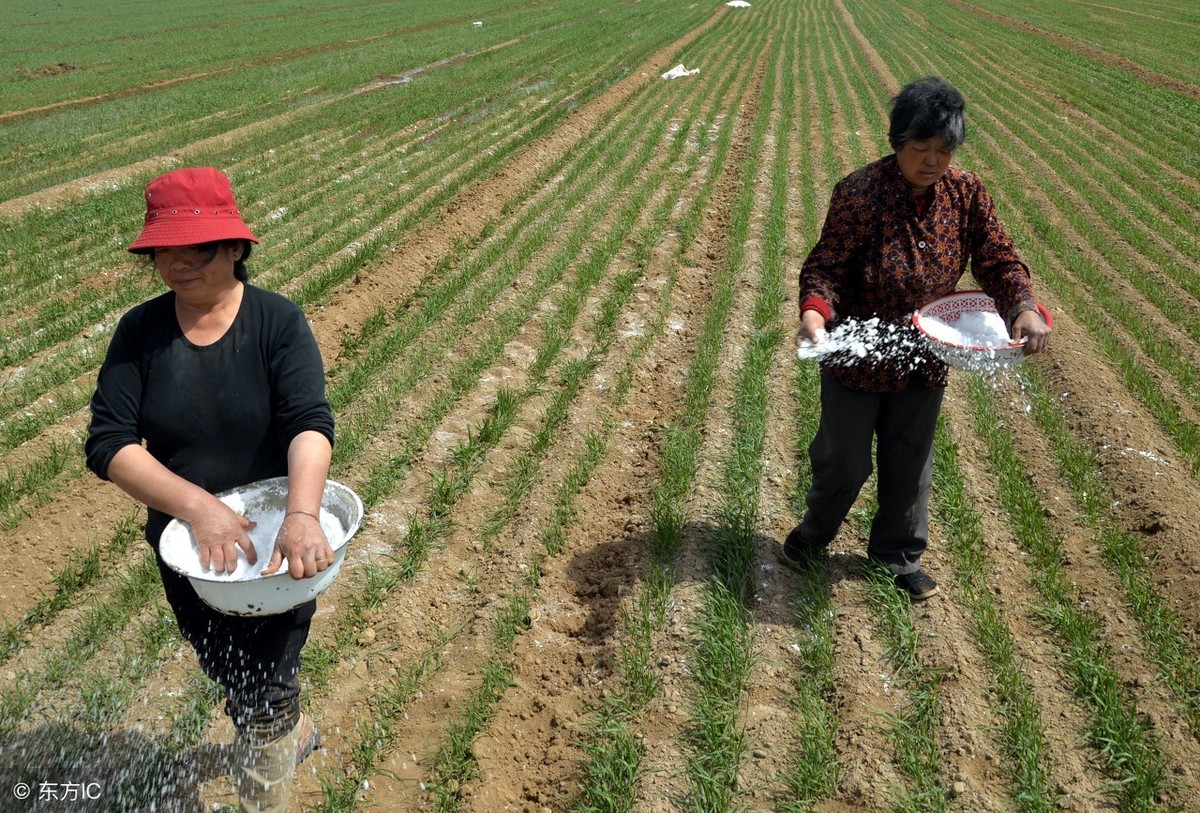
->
[796, 317, 927, 372]
[798, 312, 1028, 377]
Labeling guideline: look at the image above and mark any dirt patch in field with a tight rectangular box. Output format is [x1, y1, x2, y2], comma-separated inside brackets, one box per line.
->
[18, 63, 77, 77]
[5, 3, 1200, 812]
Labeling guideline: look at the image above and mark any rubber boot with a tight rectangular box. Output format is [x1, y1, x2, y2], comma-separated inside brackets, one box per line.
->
[236, 718, 299, 812]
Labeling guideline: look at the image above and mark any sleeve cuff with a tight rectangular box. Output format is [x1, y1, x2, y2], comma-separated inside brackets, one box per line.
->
[800, 296, 832, 322]
[1007, 299, 1037, 325]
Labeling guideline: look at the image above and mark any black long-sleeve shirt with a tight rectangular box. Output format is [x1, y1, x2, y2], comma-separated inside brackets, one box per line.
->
[86, 284, 335, 545]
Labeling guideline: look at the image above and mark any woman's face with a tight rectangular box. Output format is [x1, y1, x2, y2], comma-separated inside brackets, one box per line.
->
[154, 242, 240, 304]
[895, 136, 954, 195]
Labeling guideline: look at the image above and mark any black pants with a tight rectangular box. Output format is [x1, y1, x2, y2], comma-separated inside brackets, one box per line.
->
[797, 374, 945, 574]
[156, 553, 314, 741]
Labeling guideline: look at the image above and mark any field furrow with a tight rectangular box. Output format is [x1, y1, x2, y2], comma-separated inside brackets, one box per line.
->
[3, 1, 1198, 811]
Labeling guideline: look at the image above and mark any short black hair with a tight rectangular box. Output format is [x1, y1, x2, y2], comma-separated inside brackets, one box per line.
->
[888, 76, 966, 151]
[231, 240, 252, 281]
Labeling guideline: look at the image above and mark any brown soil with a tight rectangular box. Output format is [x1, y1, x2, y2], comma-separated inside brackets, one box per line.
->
[3, 3, 1199, 813]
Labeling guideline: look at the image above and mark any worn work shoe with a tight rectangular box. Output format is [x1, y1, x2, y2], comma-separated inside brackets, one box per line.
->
[775, 543, 806, 572]
[295, 711, 320, 766]
[776, 526, 827, 573]
[894, 568, 939, 601]
[237, 719, 299, 812]
[783, 525, 825, 560]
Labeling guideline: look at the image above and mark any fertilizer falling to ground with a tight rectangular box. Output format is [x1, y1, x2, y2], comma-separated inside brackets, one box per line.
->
[0, 610, 343, 809]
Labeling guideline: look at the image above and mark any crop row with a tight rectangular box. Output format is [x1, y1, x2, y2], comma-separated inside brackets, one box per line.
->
[2, 1, 1199, 811]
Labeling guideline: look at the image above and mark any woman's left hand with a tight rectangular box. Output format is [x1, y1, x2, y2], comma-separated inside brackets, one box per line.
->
[1013, 308, 1052, 355]
[263, 511, 335, 579]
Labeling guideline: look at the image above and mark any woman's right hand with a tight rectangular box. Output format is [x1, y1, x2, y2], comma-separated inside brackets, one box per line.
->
[796, 309, 828, 350]
[189, 501, 257, 574]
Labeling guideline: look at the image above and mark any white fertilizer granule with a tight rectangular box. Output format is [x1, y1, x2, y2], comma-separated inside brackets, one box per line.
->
[796, 317, 925, 368]
[921, 310, 1012, 347]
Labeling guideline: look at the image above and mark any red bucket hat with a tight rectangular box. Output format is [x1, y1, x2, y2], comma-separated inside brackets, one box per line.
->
[128, 167, 258, 254]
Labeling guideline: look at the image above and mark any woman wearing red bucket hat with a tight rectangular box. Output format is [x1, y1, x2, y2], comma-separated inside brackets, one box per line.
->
[86, 167, 333, 811]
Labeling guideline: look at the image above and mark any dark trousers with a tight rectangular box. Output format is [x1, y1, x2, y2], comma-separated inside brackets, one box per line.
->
[156, 554, 314, 741]
[797, 374, 945, 575]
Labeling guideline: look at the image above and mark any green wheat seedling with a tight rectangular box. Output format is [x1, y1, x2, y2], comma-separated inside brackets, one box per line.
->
[0, 513, 139, 665]
[476, 25, 765, 807]
[425, 591, 530, 813]
[573, 704, 644, 813]
[776, 548, 839, 811]
[684, 582, 754, 811]
[681, 26, 792, 806]
[479, 118, 693, 546]
[282, 102, 579, 308]
[312, 633, 453, 813]
[377, 142, 676, 536]
[74, 602, 178, 731]
[2, 0, 712, 199]
[778, 366, 841, 810]
[351, 99, 681, 508]
[930, 419, 1056, 813]
[0, 440, 80, 529]
[297, 105, 705, 806]
[530, 278, 677, 808]
[1012, 366, 1200, 731]
[777, 20, 845, 806]
[166, 671, 225, 753]
[936, 90, 1200, 476]
[713, 30, 792, 597]
[565, 114, 727, 813]
[1003, 199, 1200, 473]
[964, 377, 1171, 810]
[567, 24, 762, 810]
[0, 0, 619, 199]
[851, 0, 1196, 146]
[863, 563, 948, 813]
[0, 547, 161, 734]
[0, 352, 133, 459]
[327, 72, 676, 472]
[315, 253, 661, 805]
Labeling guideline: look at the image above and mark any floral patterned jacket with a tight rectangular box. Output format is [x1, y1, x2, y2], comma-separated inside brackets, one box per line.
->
[800, 154, 1035, 392]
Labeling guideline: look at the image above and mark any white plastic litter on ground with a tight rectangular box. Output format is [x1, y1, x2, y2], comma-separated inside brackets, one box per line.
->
[661, 64, 700, 80]
[726, 0, 752, 6]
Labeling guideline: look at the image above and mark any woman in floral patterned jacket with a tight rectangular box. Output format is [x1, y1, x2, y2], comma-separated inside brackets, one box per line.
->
[781, 76, 1052, 600]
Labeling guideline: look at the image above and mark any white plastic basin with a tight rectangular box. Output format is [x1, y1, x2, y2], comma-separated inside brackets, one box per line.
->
[159, 477, 363, 616]
[913, 290, 1051, 371]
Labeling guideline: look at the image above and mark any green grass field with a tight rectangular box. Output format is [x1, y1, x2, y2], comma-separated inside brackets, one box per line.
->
[2, 1, 1199, 810]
